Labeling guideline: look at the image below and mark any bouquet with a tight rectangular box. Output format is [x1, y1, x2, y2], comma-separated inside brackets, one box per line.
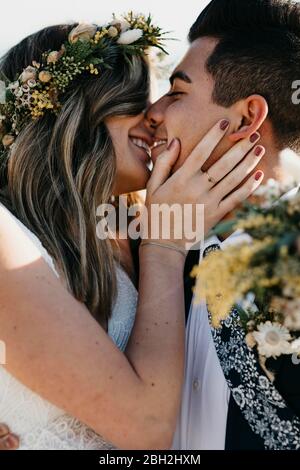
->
[193, 183, 300, 367]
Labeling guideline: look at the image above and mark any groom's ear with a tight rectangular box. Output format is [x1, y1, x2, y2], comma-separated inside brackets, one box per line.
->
[228, 95, 269, 143]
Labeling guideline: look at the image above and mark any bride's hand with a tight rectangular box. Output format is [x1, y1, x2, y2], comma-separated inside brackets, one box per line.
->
[145, 119, 264, 251]
[0, 424, 19, 450]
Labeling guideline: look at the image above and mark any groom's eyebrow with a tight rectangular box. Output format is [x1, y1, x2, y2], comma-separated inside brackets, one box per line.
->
[169, 71, 192, 86]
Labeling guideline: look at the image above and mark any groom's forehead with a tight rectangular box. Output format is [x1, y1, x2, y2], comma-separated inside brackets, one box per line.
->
[170, 37, 219, 82]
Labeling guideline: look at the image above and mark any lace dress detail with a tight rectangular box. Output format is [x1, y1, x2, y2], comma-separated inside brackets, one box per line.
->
[0, 203, 138, 449]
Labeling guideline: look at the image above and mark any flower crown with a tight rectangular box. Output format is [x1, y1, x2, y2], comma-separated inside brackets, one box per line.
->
[0, 12, 167, 156]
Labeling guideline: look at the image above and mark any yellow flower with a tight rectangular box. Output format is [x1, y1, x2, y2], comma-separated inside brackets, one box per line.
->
[234, 214, 279, 231]
[193, 239, 272, 327]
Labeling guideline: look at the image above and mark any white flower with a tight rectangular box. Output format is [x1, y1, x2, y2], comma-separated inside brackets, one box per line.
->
[110, 18, 131, 33]
[0, 80, 6, 104]
[69, 23, 97, 44]
[253, 321, 292, 358]
[8, 81, 19, 91]
[117, 29, 143, 45]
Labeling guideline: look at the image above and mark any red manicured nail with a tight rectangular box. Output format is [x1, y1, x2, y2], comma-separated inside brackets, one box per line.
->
[254, 146, 264, 156]
[255, 171, 263, 181]
[250, 132, 260, 143]
[220, 119, 230, 131]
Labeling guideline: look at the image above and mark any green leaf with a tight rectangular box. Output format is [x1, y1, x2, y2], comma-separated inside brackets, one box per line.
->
[235, 304, 250, 323]
[209, 219, 237, 237]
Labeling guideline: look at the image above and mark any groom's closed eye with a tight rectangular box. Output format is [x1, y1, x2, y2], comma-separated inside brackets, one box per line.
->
[167, 70, 192, 98]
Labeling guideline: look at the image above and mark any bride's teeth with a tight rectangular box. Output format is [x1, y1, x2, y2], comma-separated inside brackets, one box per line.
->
[153, 140, 167, 148]
[131, 137, 150, 152]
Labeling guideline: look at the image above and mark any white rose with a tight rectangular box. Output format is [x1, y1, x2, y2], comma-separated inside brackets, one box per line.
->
[0, 80, 6, 104]
[110, 18, 131, 33]
[19, 66, 37, 84]
[117, 29, 143, 45]
[69, 23, 97, 43]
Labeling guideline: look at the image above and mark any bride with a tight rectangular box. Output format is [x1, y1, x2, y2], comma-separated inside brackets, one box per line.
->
[0, 13, 264, 450]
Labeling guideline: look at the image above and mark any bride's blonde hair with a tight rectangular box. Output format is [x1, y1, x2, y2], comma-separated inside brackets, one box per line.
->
[0, 24, 149, 325]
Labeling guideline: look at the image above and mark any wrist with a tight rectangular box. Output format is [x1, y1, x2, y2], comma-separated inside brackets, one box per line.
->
[139, 242, 186, 267]
[140, 240, 187, 258]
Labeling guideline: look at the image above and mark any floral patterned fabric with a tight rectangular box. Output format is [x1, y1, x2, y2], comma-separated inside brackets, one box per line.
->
[204, 244, 300, 450]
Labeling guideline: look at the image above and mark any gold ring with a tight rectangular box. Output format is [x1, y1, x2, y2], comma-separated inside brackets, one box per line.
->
[205, 170, 216, 185]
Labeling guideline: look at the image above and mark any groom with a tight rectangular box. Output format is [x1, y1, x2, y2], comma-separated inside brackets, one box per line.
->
[146, 0, 300, 450]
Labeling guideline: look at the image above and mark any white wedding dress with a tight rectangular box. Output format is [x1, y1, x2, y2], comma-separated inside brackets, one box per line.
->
[0, 203, 138, 449]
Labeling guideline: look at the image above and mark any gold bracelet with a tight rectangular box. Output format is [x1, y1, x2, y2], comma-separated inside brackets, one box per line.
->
[140, 241, 187, 258]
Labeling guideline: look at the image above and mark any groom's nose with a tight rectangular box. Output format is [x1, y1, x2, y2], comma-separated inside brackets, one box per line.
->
[144, 96, 168, 131]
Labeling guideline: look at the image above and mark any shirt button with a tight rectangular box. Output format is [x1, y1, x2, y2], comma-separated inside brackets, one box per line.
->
[193, 378, 200, 391]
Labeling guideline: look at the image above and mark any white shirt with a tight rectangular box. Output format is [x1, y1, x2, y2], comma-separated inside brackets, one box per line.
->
[172, 232, 252, 450]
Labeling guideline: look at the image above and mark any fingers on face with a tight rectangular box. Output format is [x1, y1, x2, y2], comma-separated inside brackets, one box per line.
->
[213, 144, 265, 199]
[182, 119, 230, 174]
[219, 170, 264, 215]
[147, 138, 181, 193]
[207, 132, 261, 185]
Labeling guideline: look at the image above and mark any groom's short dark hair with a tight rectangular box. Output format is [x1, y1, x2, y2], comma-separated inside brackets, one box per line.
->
[189, 0, 300, 152]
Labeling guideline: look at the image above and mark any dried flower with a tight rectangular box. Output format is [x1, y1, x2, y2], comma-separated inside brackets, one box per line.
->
[68, 23, 97, 44]
[19, 66, 37, 84]
[245, 332, 257, 349]
[110, 18, 131, 33]
[2, 134, 15, 147]
[38, 71, 52, 83]
[107, 26, 119, 38]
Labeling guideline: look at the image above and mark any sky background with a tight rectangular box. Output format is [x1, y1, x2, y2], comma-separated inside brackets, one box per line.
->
[0, 0, 210, 54]
[1, 0, 300, 174]
[0, 0, 210, 94]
